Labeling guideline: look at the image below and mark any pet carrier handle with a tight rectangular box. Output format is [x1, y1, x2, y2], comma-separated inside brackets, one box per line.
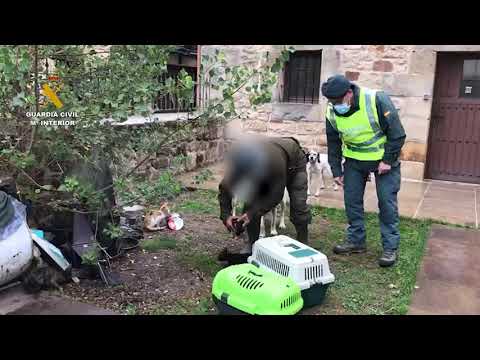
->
[283, 243, 301, 250]
[248, 270, 263, 277]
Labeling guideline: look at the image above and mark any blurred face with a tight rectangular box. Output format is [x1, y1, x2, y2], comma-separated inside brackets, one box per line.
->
[225, 138, 267, 185]
[232, 177, 256, 203]
[224, 154, 256, 203]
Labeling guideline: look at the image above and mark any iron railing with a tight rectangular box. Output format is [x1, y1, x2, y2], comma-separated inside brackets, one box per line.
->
[282, 50, 322, 104]
[153, 45, 201, 113]
[153, 65, 198, 113]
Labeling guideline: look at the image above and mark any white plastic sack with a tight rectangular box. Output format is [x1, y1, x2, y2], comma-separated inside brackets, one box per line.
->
[0, 197, 33, 286]
[0, 196, 27, 241]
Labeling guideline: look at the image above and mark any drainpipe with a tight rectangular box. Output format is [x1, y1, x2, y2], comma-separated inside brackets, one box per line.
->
[197, 45, 201, 110]
[34, 45, 39, 113]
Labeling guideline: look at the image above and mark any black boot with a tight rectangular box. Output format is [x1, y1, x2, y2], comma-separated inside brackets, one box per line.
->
[295, 223, 309, 245]
[378, 249, 397, 267]
[333, 240, 367, 254]
[217, 248, 250, 266]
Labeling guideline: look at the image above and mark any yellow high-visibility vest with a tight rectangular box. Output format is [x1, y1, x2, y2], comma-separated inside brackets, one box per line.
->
[326, 87, 386, 161]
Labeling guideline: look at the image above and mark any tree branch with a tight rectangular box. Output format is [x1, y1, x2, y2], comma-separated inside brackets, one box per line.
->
[26, 45, 38, 155]
[0, 155, 59, 192]
[93, 120, 193, 195]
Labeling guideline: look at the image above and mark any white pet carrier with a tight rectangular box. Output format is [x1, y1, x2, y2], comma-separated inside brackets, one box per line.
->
[248, 235, 335, 307]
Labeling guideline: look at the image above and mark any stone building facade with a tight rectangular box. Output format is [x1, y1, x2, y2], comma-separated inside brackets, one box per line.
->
[201, 45, 480, 183]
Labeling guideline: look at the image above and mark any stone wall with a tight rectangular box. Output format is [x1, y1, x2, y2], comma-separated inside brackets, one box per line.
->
[202, 45, 480, 180]
[120, 119, 226, 178]
[204, 45, 334, 154]
[337, 45, 433, 180]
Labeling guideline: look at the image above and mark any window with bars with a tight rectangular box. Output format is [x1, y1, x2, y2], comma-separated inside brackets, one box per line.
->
[153, 45, 199, 113]
[460, 59, 480, 98]
[282, 50, 322, 104]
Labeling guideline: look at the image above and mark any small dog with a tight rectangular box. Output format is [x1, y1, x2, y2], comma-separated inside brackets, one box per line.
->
[144, 203, 171, 231]
[260, 188, 289, 238]
[231, 188, 289, 238]
[306, 150, 338, 196]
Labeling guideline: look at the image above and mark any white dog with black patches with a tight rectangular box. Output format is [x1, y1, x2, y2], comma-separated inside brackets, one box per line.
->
[306, 150, 338, 196]
[232, 188, 289, 238]
[260, 188, 289, 238]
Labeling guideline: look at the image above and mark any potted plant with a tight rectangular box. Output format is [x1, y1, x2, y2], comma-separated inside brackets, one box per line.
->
[80, 246, 100, 279]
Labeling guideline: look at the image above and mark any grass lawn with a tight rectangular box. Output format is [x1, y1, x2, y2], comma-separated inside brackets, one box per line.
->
[186, 189, 431, 315]
[175, 189, 219, 215]
[63, 183, 433, 316]
[305, 207, 431, 315]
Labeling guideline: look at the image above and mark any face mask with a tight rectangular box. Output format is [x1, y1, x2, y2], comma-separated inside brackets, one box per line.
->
[334, 103, 351, 114]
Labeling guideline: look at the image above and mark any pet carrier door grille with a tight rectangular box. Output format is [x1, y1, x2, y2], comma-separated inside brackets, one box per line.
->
[304, 265, 323, 281]
[235, 274, 264, 290]
[256, 249, 289, 277]
[281, 293, 301, 309]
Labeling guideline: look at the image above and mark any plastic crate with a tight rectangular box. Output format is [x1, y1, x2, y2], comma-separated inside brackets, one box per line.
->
[247, 235, 335, 308]
[211, 263, 303, 315]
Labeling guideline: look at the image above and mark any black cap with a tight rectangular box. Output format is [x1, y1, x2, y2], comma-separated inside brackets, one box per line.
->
[321, 75, 351, 99]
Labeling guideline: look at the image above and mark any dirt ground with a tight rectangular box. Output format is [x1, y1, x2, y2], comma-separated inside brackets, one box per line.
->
[62, 191, 247, 315]
[61, 187, 344, 315]
[61, 184, 430, 315]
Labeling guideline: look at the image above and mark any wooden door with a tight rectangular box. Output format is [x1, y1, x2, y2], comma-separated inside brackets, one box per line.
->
[426, 52, 480, 183]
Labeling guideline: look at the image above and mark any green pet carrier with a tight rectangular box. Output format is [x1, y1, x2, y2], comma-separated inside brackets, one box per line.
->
[211, 263, 303, 315]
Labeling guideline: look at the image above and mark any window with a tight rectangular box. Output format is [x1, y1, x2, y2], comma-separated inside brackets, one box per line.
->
[460, 59, 480, 98]
[153, 45, 199, 113]
[283, 50, 322, 104]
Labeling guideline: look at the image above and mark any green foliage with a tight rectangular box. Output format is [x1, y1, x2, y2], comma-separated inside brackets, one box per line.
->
[0, 45, 290, 214]
[193, 168, 214, 185]
[141, 235, 177, 252]
[176, 189, 218, 215]
[103, 222, 123, 240]
[0, 46, 34, 114]
[124, 304, 138, 315]
[116, 170, 182, 206]
[170, 154, 188, 172]
[152, 171, 183, 198]
[302, 206, 431, 315]
[94, 187, 436, 315]
[199, 46, 293, 121]
[81, 246, 100, 266]
[0, 148, 36, 170]
[151, 297, 215, 315]
[164, 68, 195, 110]
[58, 176, 105, 210]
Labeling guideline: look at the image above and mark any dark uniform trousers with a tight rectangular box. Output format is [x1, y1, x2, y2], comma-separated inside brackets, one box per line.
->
[343, 158, 401, 250]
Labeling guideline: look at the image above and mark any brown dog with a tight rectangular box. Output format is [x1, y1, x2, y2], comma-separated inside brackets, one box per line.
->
[143, 203, 171, 231]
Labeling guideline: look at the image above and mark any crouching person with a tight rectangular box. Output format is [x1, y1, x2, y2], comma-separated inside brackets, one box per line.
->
[218, 136, 311, 255]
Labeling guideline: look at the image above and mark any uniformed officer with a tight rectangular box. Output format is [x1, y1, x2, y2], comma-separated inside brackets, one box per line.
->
[321, 75, 406, 267]
[218, 136, 311, 250]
